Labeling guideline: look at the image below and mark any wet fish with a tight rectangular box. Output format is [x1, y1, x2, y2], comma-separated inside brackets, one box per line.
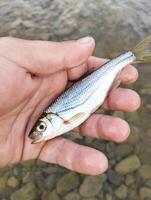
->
[29, 35, 151, 143]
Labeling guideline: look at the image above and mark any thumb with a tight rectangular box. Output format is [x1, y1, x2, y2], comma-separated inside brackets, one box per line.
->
[0, 36, 95, 75]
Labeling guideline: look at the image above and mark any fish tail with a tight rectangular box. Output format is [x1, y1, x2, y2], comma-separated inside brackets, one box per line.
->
[132, 35, 151, 63]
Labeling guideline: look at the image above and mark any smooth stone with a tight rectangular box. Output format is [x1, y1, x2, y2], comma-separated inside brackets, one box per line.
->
[11, 183, 38, 200]
[103, 182, 113, 193]
[7, 176, 19, 188]
[139, 187, 151, 200]
[0, 177, 7, 188]
[145, 179, 151, 188]
[97, 192, 105, 199]
[82, 198, 99, 200]
[146, 104, 151, 111]
[125, 175, 135, 186]
[63, 192, 81, 200]
[146, 129, 151, 138]
[136, 137, 151, 165]
[110, 159, 116, 166]
[42, 190, 61, 200]
[43, 166, 59, 174]
[128, 188, 139, 200]
[84, 136, 95, 145]
[114, 184, 128, 199]
[22, 172, 35, 183]
[106, 142, 116, 153]
[140, 87, 151, 95]
[113, 111, 125, 118]
[20, 160, 35, 168]
[36, 160, 47, 167]
[35, 172, 46, 189]
[108, 170, 124, 186]
[106, 194, 112, 200]
[13, 166, 23, 177]
[92, 140, 106, 151]
[138, 165, 151, 179]
[115, 155, 141, 174]
[79, 174, 107, 197]
[0, 177, 7, 194]
[56, 172, 80, 196]
[114, 143, 133, 159]
[45, 174, 59, 191]
[125, 112, 140, 125]
[127, 125, 140, 145]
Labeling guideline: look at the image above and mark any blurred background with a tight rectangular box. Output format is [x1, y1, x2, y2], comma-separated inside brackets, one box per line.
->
[0, 0, 151, 200]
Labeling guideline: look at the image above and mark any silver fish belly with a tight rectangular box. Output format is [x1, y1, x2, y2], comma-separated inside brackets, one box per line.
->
[30, 51, 136, 143]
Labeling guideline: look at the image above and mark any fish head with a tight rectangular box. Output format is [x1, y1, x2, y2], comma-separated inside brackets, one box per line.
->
[29, 113, 64, 143]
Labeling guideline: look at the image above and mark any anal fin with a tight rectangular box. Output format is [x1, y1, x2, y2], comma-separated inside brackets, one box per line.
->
[110, 72, 121, 90]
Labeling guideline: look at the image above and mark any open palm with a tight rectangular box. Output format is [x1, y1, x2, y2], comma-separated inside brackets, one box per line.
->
[0, 37, 140, 175]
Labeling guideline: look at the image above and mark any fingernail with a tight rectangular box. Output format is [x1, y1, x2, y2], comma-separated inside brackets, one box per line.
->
[77, 36, 93, 44]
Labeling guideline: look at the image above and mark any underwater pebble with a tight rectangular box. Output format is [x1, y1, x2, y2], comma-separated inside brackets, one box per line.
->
[42, 190, 61, 200]
[145, 179, 151, 188]
[105, 193, 112, 200]
[57, 172, 80, 196]
[139, 187, 151, 200]
[81, 198, 99, 200]
[125, 174, 135, 186]
[140, 87, 151, 95]
[20, 160, 35, 168]
[113, 111, 125, 118]
[115, 155, 141, 174]
[114, 143, 133, 159]
[10, 183, 38, 200]
[138, 165, 151, 179]
[0, 177, 7, 194]
[114, 184, 128, 199]
[7, 176, 19, 188]
[79, 174, 107, 197]
[108, 170, 124, 186]
[45, 174, 59, 191]
[63, 192, 81, 200]
[127, 126, 140, 145]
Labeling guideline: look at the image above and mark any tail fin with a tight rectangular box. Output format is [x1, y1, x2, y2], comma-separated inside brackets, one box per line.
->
[132, 35, 151, 63]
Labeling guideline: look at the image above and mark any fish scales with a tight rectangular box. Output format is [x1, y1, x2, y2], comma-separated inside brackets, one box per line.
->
[46, 51, 135, 115]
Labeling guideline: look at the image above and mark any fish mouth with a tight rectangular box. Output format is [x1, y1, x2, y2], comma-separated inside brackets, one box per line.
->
[29, 131, 43, 144]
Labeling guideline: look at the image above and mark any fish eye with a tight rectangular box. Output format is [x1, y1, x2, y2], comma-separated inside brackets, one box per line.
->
[37, 121, 47, 132]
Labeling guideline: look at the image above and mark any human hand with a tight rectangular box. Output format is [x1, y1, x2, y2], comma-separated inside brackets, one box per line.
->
[0, 36, 140, 175]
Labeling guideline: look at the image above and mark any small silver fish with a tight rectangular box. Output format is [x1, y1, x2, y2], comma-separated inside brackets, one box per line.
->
[29, 35, 151, 143]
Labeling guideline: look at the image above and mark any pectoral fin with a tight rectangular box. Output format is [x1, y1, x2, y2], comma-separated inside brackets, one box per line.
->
[64, 112, 87, 124]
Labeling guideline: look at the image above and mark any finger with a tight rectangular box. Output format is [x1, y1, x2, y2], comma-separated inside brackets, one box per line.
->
[76, 114, 130, 142]
[38, 137, 108, 175]
[102, 88, 141, 111]
[119, 65, 138, 84]
[0, 36, 95, 75]
[67, 63, 88, 81]
[87, 56, 138, 84]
